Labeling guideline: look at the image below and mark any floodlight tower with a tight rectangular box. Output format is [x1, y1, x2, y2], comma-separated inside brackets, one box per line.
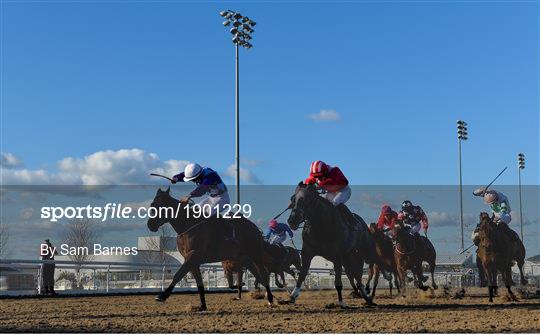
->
[220, 10, 256, 205]
[457, 120, 468, 251]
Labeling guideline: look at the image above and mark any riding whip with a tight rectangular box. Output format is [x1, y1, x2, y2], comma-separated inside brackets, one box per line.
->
[272, 204, 291, 220]
[150, 173, 175, 183]
[459, 243, 475, 254]
[481, 166, 507, 193]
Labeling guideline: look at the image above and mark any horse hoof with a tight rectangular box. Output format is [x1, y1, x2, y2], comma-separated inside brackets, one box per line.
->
[155, 295, 167, 302]
[433, 284, 438, 290]
[231, 297, 241, 301]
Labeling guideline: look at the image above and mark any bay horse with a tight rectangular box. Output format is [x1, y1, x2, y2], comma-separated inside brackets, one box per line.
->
[393, 220, 430, 296]
[365, 223, 400, 298]
[284, 183, 375, 308]
[146, 187, 274, 310]
[476, 212, 519, 302]
[223, 244, 301, 300]
[475, 214, 528, 288]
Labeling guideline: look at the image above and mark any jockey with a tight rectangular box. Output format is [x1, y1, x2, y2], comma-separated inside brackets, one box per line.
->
[171, 163, 230, 217]
[471, 188, 512, 243]
[398, 200, 429, 236]
[376, 205, 398, 238]
[304, 161, 351, 206]
[264, 219, 294, 245]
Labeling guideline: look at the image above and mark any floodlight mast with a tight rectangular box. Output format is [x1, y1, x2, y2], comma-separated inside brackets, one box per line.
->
[220, 10, 255, 205]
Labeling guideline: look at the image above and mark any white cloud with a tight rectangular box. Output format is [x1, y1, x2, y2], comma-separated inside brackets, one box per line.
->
[1, 152, 23, 168]
[0, 149, 190, 185]
[308, 109, 341, 122]
[224, 164, 262, 185]
[427, 211, 476, 228]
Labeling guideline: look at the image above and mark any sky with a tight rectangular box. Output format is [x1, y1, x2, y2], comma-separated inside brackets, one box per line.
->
[1, 1, 538, 186]
[0, 1, 539, 258]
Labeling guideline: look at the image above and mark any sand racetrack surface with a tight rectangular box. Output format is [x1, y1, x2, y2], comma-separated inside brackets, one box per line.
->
[1, 289, 540, 333]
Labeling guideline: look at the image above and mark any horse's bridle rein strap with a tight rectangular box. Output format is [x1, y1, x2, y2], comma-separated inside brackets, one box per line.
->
[394, 244, 415, 256]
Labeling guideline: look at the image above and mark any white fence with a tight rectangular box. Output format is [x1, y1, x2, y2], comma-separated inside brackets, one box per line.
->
[2, 258, 521, 297]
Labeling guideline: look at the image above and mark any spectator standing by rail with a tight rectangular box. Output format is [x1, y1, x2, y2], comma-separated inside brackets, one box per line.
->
[40, 239, 57, 295]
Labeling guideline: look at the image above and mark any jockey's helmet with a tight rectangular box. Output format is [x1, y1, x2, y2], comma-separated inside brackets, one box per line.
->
[269, 219, 278, 229]
[401, 200, 413, 210]
[483, 190, 498, 204]
[183, 163, 203, 182]
[310, 160, 329, 177]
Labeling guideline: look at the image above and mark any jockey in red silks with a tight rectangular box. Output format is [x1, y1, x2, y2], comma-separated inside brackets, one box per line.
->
[376, 205, 398, 238]
[304, 161, 358, 226]
[304, 161, 351, 206]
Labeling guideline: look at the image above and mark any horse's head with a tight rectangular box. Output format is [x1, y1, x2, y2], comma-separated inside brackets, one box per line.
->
[147, 187, 176, 232]
[393, 220, 407, 240]
[478, 212, 496, 247]
[287, 182, 318, 230]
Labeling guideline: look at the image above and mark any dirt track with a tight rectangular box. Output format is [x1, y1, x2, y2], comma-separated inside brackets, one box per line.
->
[1, 289, 539, 333]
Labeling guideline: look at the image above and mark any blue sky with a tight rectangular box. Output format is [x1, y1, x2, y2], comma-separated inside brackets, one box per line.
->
[1, 1, 538, 186]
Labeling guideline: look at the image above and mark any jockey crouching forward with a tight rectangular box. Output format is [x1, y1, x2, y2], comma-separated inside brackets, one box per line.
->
[304, 160, 357, 227]
[376, 205, 398, 240]
[398, 200, 429, 236]
[471, 188, 512, 244]
[171, 163, 230, 217]
[265, 219, 294, 245]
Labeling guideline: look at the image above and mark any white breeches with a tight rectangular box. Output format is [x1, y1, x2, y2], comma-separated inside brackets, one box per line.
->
[196, 192, 230, 216]
[269, 234, 287, 245]
[321, 185, 351, 206]
[494, 212, 511, 225]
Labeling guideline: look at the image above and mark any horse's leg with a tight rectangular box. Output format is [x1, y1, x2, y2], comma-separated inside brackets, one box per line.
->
[344, 267, 361, 298]
[333, 260, 347, 308]
[477, 256, 487, 287]
[235, 270, 243, 300]
[487, 266, 496, 303]
[371, 265, 380, 299]
[288, 250, 314, 304]
[190, 267, 207, 311]
[414, 261, 428, 291]
[504, 267, 517, 301]
[344, 256, 374, 305]
[517, 258, 528, 286]
[365, 263, 374, 294]
[397, 267, 407, 298]
[157, 254, 197, 302]
[430, 260, 438, 290]
[249, 260, 274, 305]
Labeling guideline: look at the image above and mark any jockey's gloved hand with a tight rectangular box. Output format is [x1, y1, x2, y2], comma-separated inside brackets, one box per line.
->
[170, 177, 177, 184]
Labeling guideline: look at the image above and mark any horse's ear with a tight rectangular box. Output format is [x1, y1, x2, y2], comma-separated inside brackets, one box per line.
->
[165, 186, 170, 194]
[298, 181, 304, 186]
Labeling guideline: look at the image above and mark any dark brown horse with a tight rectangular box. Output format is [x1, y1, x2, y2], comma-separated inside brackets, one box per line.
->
[284, 183, 375, 308]
[476, 212, 520, 302]
[475, 215, 528, 288]
[365, 223, 399, 298]
[147, 188, 274, 310]
[393, 220, 430, 296]
[223, 244, 301, 299]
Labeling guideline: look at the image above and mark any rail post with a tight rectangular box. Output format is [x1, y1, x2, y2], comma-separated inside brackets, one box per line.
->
[161, 266, 166, 292]
[93, 268, 96, 290]
[106, 265, 110, 293]
[139, 270, 143, 289]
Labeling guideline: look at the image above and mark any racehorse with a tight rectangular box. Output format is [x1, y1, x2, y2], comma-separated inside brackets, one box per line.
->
[147, 187, 274, 310]
[393, 220, 430, 296]
[223, 244, 302, 300]
[365, 223, 400, 298]
[476, 212, 520, 302]
[476, 214, 527, 288]
[283, 182, 375, 308]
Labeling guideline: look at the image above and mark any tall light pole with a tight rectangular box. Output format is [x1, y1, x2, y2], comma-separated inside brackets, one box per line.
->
[518, 153, 525, 241]
[457, 120, 468, 251]
[220, 10, 255, 205]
